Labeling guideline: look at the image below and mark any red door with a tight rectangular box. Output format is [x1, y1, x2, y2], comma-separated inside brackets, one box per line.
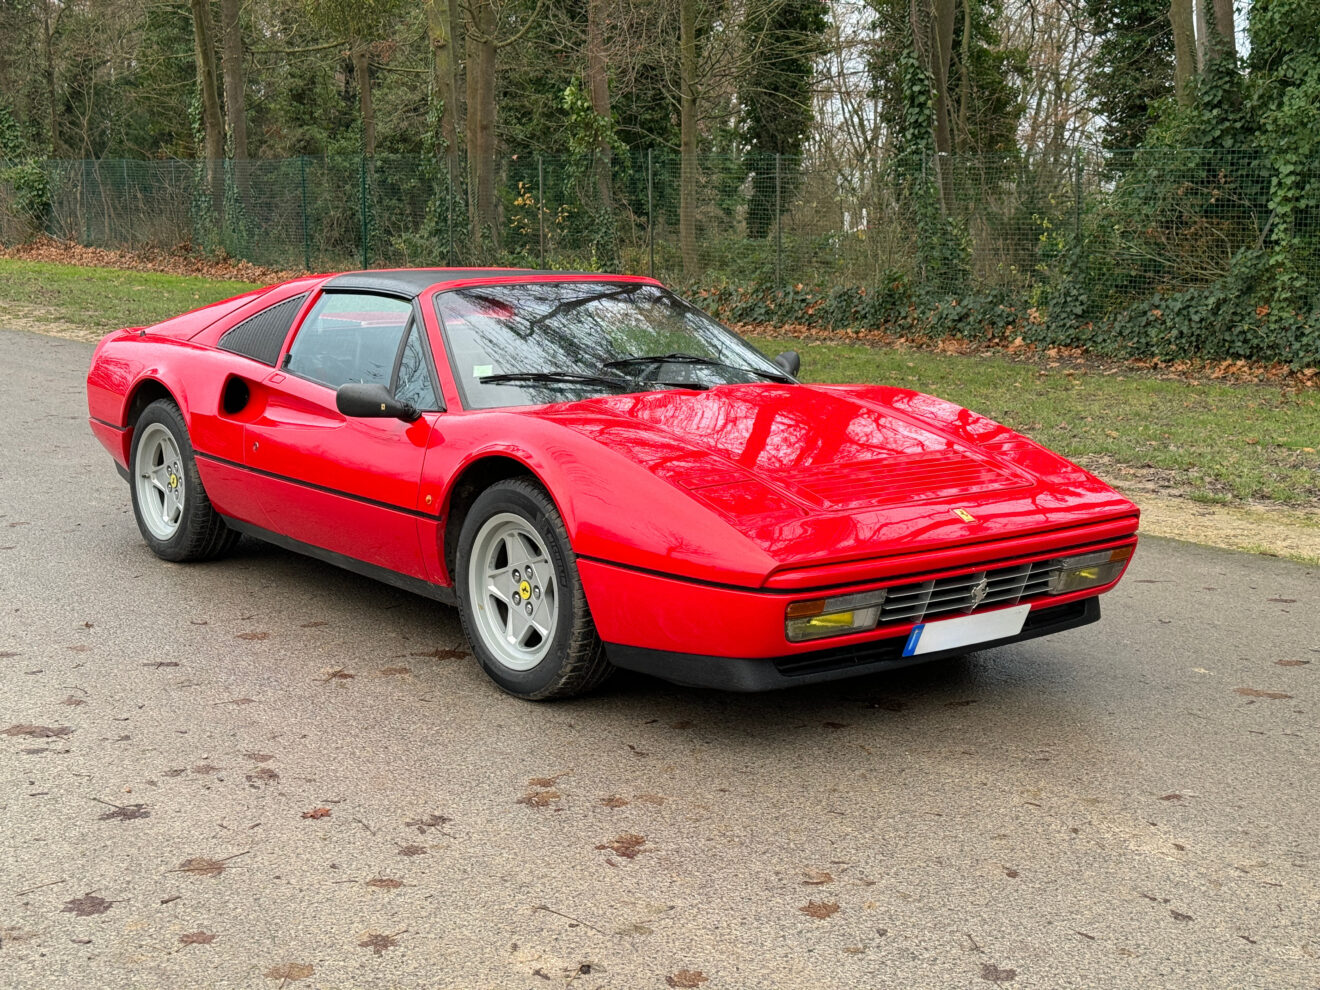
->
[242, 372, 434, 579]
[240, 290, 441, 580]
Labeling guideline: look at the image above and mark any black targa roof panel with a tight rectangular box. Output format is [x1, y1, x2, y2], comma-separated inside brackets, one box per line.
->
[323, 268, 605, 298]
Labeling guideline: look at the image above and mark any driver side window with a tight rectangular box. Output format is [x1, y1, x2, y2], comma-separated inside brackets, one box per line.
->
[285, 292, 414, 390]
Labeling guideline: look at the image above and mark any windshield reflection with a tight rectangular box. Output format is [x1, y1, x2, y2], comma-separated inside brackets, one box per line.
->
[434, 281, 788, 409]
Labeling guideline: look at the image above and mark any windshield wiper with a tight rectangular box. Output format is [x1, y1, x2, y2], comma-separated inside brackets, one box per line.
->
[601, 352, 794, 384]
[522, 283, 647, 336]
[477, 371, 633, 391]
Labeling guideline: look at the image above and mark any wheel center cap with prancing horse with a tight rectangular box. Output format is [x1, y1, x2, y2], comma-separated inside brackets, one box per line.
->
[518, 580, 532, 601]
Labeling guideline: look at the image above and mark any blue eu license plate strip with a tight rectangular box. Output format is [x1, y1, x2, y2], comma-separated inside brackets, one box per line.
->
[901, 604, 1032, 657]
[902, 626, 925, 657]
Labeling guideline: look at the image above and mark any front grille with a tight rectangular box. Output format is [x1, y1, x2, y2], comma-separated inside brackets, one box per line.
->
[877, 557, 1061, 625]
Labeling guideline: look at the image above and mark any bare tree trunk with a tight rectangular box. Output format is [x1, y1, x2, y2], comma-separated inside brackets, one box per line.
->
[189, 0, 225, 215]
[679, 0, 698, 276]
[219, 0, 247, 200]
[1211, 0, 1235, 59]
[956, 0, 970, 149]
[586, 0, 613, 214]
[1169, 0, 1195, 103]
[1193, 0, 1208, 71]
[911, 0, 955, 209]
[466, 3, 498, 247]
[931, 0, 955, 158]
[353, 45, 375, 156]
[43, 0, 57, 154]
[426, 0, 460, 177]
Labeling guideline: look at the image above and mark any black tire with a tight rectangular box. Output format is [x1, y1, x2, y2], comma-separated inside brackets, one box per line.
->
[128, 398, 240, 562]
[454, 477, 613, 700]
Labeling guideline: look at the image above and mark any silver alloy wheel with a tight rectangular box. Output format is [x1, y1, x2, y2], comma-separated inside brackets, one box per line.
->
[135, 422, 186, 540]
[467, 512, 558, 671]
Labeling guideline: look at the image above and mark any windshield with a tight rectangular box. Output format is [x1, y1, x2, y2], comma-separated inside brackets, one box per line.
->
[433, 281, 790, 409]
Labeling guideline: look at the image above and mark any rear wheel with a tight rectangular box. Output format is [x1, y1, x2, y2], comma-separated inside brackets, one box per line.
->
[455, 478, 612, 700]
[129, 399, 239, 562]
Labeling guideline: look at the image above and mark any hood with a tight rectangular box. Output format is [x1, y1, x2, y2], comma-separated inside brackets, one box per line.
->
[547, 383, 1138, 574]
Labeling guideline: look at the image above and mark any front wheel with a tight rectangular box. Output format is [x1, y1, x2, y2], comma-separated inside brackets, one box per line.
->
[129, 399, 239, 562]
[454, 478, 612, 700]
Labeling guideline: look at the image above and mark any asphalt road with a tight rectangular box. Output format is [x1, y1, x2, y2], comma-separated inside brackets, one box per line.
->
[1, 327, 1317, 990]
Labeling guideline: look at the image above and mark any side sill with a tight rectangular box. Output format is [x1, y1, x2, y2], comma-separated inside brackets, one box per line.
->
[221, 516, 457, 607]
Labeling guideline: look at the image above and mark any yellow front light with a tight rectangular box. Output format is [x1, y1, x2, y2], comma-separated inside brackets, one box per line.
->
[808, 611, 858, 629]
[785, 592, 885, 643]
[1049, 546, 1133, 594]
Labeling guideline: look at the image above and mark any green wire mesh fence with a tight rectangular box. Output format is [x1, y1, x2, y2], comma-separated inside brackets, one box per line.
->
[1, 149, 1318, 361]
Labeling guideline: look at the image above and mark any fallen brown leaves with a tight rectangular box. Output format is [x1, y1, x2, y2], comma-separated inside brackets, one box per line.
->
[801, 869, 833, 886]
[410, 647, 470, 660]
[62, 893, 114, 917]
[97, 803, 150, 822]
[301, 807, 331, 820]
[174, 857, 227, 878]
[597, 833, 648, 859]
[3, 724, 72, 738]
[1, 236, 302, 283]
[1235, 687, 1293, 700]
[799, 900, 840, 920]
[179, 931, 216, 946]
[396, 844, 427, 857]
[1276, 659, 1311, 667]
[600, 795, 630, 808]
[264, 961, 314, 983]
[666, 971, 709, 988]
[366, 877, 404, 890]
[359, 930, 405, 955]
[404, 813, 451, 833]
[527, 773, 568, 788]
[169, 852, 248, 878]
[235, 631, 270, 641]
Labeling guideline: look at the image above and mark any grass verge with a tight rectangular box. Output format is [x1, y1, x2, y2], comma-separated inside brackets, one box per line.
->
[0, 259, 258, 336]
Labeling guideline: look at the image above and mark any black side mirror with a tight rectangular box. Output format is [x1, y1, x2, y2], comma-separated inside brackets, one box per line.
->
[336, 382, 421, 422]
[773, 350, 801, 377]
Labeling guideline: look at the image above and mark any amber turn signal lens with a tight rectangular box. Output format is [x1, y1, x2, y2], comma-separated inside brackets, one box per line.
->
[1048, 544, 1134, 595]
[786, 600, 826, 619]
[785, 590, 887, 643]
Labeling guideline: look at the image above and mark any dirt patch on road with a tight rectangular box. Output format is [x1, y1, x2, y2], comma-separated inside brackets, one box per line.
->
[1134, 493, 1320, 564]
[0, 302, 102, 342]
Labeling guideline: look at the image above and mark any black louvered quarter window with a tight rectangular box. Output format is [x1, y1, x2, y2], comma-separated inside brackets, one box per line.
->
[218, 294, 307, 366]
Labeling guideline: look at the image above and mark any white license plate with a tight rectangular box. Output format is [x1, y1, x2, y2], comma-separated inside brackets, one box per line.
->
[902, 604, 1031, 657]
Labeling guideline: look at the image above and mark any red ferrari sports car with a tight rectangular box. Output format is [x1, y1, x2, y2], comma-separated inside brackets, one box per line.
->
[86, 268, 1139, 698]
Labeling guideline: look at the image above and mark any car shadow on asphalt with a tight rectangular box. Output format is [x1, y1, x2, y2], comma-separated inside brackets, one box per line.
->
[213, 534, 1087, 750]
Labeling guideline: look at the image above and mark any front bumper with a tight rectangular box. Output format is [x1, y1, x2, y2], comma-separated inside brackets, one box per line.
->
[605, 597, 1100, 691]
